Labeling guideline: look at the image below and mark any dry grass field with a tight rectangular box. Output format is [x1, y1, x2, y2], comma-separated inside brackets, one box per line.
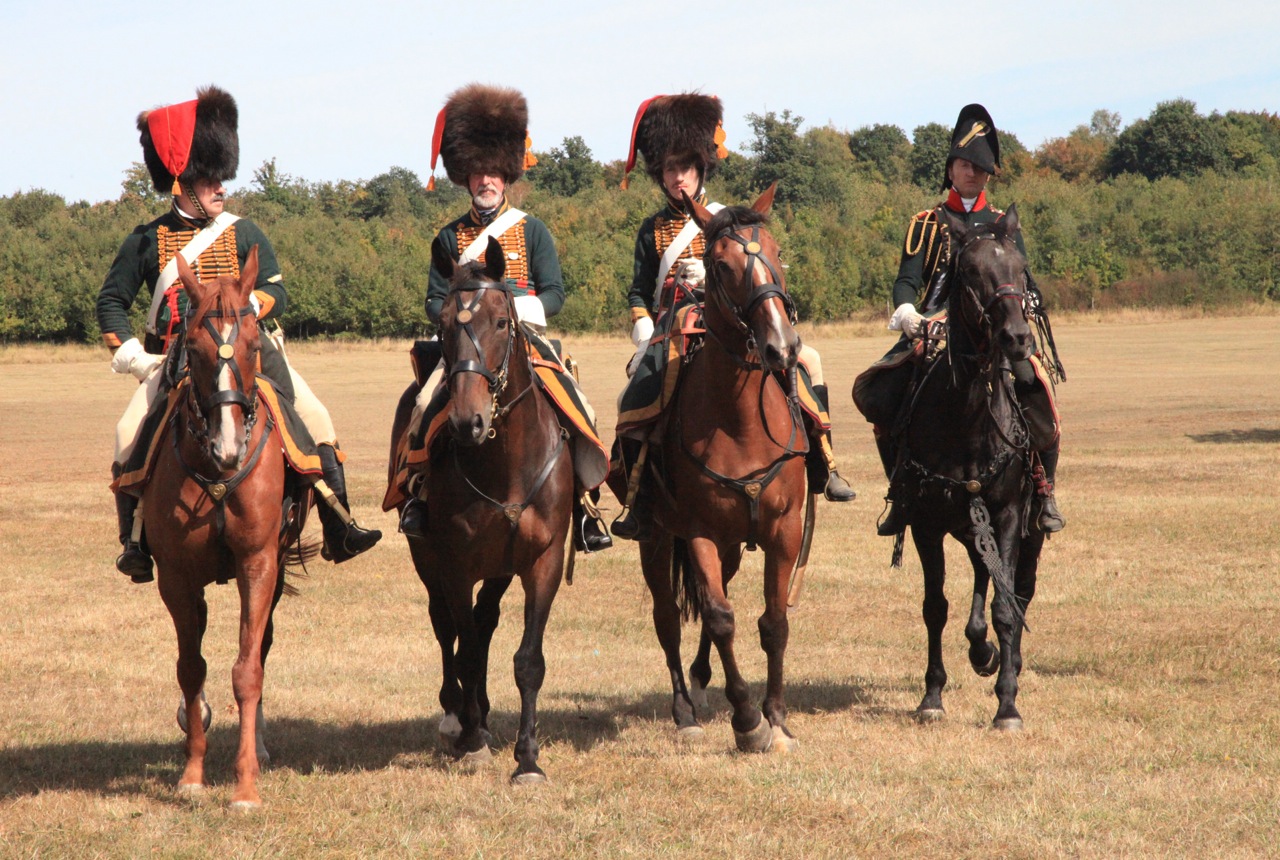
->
[1, 314, 1278, 858]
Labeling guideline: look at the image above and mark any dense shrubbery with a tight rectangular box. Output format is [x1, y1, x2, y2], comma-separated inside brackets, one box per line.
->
[2, 100, 1277, 343]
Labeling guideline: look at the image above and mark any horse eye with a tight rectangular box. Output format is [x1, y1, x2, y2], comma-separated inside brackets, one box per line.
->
[497, 318, 509, 330]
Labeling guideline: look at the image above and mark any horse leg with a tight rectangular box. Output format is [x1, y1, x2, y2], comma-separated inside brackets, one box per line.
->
[418, 555, 463, 744]
[510, 550, 563, 784]
[640, 534, 700, 736]
[690, 548, 739, 714]
[446, 579, 491, 767]
[963, 544, 999, 678]
[160, 580, 210, 793]
[759, 541, 798, 753]
[912, 528, 949, 721]
[690, 537, 765, 752]
[988, 508, 1026, 731]
[252, 566, 288, 768]
[473, 576, 512, 745]
[229, 557, 277, 809]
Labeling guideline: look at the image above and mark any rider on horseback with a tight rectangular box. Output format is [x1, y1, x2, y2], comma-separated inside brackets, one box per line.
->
[611, 93, 856, 541]
[100, 86, 382, 583]
[859, 103, 1065, 537]
[397, 84, 612, 553]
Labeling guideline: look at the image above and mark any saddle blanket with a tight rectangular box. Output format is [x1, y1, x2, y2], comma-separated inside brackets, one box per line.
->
[617, 303, 831, 437]
[383, 328, 609, 511]
[113, 375, 324, 496]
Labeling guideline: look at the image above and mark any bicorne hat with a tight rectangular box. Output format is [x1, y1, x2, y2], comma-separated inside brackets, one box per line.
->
[941, 103, 1000, 191]
[428, 84, 537, 190]
[622, 93, 727, 190]
[137, 85, 239, 195]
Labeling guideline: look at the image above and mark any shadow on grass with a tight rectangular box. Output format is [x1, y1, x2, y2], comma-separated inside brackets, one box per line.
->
[1187, 428, 1280, 444]
[0, 679, 886, 799]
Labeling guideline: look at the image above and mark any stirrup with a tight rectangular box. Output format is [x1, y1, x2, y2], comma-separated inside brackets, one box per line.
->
[322, 521, 382, 563]
[610, 507, 650, 541]
[876, 500, 909, 537]
[116, 544, 154, 584]
[399, 498, 428, 539]
[575, 506, 613, 553]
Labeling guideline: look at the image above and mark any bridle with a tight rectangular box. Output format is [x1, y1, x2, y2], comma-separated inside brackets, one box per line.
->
[703, 222, 797, 361]
[950, 231, 1029, 353]
[444, 282, 529, 437]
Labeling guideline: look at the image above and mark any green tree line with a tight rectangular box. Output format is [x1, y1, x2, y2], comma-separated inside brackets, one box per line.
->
[2, 98, 1277, 343]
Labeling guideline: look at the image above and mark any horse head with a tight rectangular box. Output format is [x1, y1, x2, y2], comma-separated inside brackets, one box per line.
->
[434, 235, 520, 446]
[686, 183, 801, 372]
[177, 246, 262, 471]
[941, 203, 1035, 363]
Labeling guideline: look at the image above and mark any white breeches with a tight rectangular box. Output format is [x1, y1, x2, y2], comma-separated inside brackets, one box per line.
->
[799, 344, 824, 387]
[113, 359, 335, 463]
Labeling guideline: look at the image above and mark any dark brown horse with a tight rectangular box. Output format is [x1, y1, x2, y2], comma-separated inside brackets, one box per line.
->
[893, 204, 1044, 730]
[143, 248, 309, 808]
[401, 237, 572, 783]
[637, 185, 809, 752]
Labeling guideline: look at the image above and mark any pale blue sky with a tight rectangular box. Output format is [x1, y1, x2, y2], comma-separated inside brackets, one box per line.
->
[3, 0, 1278, 203]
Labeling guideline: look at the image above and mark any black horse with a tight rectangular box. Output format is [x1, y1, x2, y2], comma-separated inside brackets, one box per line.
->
[890, 204, 1045, 730]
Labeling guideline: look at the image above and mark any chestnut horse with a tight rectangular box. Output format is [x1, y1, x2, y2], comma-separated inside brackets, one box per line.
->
[400, 237, 572, 784]
[143, 248, 308, 808]
[893, 204, 1044, 730]
[637, 185, 809, 752]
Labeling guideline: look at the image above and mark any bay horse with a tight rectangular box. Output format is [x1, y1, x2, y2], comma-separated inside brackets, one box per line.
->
[637, 185, 809, 752]
[404, 236, 573, 784]
[143, 247, 309, 809]
[892, 203, 1044, 730]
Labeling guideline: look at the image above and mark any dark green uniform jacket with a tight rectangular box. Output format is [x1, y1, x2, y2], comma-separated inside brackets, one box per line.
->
[96, 208, 286, 353]
[627, 194, 709, 317]
[892, 189, 1028, 311]
[426, 199, 565, 325]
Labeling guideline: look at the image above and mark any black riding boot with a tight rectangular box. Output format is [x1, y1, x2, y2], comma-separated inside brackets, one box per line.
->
[810, 385, 856, 502]
[113, 464, 154, 583]
[874, 430, 909, 537]
[316, 444, 383, 563]
[610, 437, 652, 541]
[573, 487, 613, 553]
[399, 497, 428, 539]
[1034, 448, 1066, 533]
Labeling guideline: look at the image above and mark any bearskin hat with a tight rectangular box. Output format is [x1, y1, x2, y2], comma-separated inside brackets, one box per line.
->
[431, 84, 533, 188]
[137, 85, 239, 194]
[941, 103, 1000, 191]
[624, 93, 727, 189]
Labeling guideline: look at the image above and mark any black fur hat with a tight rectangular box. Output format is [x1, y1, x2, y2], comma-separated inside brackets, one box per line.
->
[625, 93, 726, 188]
[137, 85, 239, 193]
[941, 103, 999, 191]
[431, 84, 532, 188]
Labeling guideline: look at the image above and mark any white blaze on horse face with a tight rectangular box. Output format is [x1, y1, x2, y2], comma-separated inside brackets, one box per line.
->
[215, 318, 241, 461]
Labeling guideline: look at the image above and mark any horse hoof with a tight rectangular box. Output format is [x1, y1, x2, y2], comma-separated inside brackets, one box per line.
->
[459, 745, 493, 770]
[229, 799, 262, 813]
[257, 750, 271, 769]
[768, 725, 798, 754]
[676, 725, 706, 744]
[176, 783, 205, 799]
[690, 682, 709, 713]
[176, 692, 212, 735]
[993, 717, 1025, 733]
[438, 713, 462, 743]
[915, 707, 946, 723]
[973, 647, 1000, 678]
[511, 770, 548, 786]
[734, 718, 773, 754]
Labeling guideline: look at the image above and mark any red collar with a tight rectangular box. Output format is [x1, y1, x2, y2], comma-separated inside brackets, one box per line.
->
[944, 189, 988, 213]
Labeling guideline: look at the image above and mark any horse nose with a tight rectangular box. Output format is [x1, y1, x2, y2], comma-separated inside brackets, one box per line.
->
[998, 327, 1035, 359]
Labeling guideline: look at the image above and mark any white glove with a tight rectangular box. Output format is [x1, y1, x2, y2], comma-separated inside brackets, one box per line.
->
[629, 315, 654, 349]
[674, 258, 706, 288]
[512, 294, 547, 330]
[626, 343, 648, 378]
[888, 303, 925, 339]
[110, 337, 163, 381]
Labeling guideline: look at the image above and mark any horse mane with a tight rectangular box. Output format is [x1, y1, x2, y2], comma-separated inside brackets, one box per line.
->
[186, 278, 236, 335]
[702, 205, 769, 244]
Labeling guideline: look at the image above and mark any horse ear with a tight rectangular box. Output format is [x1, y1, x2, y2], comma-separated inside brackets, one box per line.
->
[684, 191, 715, 231]
[1001, 202, 1020, 236]
[240, 245, 260, 302]
[939, 206, 969, 242]
[431, 235, 455, 281]
[751, 181, 778, 215]
[176, 253, 206, 304]
[484, 236, 506, 282]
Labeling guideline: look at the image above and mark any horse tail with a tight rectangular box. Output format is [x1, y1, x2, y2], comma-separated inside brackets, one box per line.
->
[278, 536, 321, 597]
[671, 537, 704, 622]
